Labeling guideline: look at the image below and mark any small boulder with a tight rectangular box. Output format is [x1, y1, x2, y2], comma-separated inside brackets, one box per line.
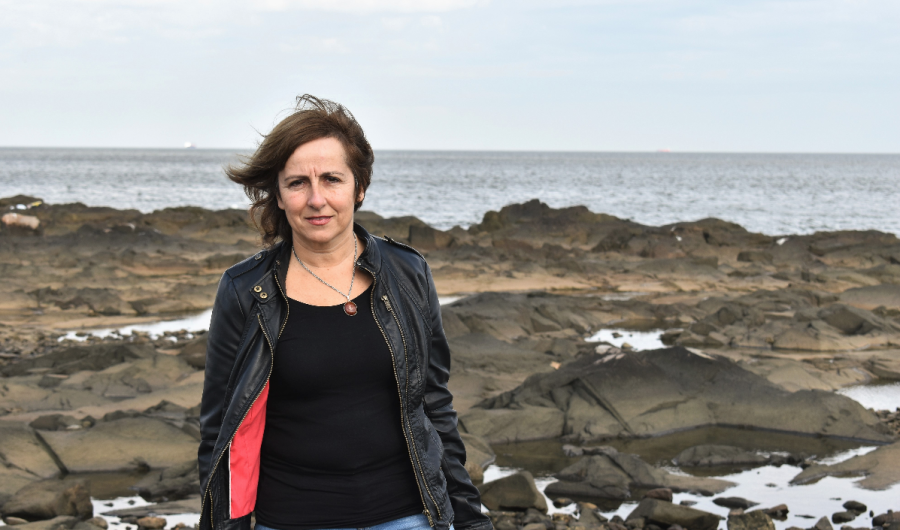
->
[552, 498, 573, 508]
[84, 518, 108, 529]
[5, 517, 30, 525]
[762, 505, 789, 520]
[873, 513, 900, 527]
[644, 488, 673, 502]
[728, 511, 775, 530]
[478, 471, 547, 513]
[627, 498, 721, 530]
[1, 480, 92, 521]
[842, 501, 866, 513]
[832, 512, 857, 524]
[715, 497, 760, 510]
[813, 516, 834, 530]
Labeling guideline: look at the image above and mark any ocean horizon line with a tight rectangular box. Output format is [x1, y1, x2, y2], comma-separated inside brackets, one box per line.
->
[1, 146, 899, 156]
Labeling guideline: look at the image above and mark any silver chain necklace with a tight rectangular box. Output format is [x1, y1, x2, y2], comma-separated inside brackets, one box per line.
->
[291, 236, 359, 316]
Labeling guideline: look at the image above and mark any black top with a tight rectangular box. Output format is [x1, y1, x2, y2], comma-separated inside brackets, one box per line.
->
[255, 285, 422, 530]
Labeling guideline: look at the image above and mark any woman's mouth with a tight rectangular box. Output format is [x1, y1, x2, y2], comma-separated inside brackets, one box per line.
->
[306, 216, 331, 226]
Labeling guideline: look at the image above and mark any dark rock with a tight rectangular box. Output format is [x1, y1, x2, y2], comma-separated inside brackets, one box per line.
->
[715, 497, 760, 510]
[29, 415, 82, 432]
[1, 343, 156, 377]
[463, 347, 891, 444]
[626, 498, 721, 530]
[644, 488, 673, 502]
[552, 497, 573, 508]
[545, 450, 732, 500]
[737, 251, 773, 264]
[762, 505, 789, 521]
[409, 225, 454, 251]
[728, 511, 775, 530]
[873, 512, 900, 527]
[177, 334, 207, 369]
[832, 512, 857, 524]
[477, 471, 547, 513]
[842, 501, 866, 513]
[1, 480, 92, 521]
[131, 460, 198, 502]
[813, 516, 834, 530]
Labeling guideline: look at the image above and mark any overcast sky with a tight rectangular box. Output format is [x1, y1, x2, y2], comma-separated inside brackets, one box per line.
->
[1, 0, 898, 152]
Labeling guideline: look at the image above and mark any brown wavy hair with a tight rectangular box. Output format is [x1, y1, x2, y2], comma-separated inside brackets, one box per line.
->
[226, 94, 374, 248]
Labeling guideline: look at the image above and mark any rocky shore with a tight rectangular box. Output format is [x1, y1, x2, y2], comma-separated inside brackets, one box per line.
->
[1, 195, 898, 529]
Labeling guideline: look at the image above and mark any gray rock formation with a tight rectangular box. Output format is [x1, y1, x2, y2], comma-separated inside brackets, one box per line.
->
[477, 471, 547, 513]
[1, 480, 92, 522]
[461, 347, 892, 444]
[626, 498, 722, 530]
[545, 448, 733, 500]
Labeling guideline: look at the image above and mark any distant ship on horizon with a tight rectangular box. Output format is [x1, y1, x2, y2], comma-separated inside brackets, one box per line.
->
[657, 148, 672, 153]
[184, 142, 197, 149]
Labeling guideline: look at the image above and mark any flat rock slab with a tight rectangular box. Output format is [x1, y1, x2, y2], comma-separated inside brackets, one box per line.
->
[791, 441, 900, 490]
[627, 498, 722, 530]
[462, 347, 893, 444]
[102, 497, 201, 517]
[840, 284, 900, 310]
[40, 417, 197, 473]
[0, 422, 62, 478]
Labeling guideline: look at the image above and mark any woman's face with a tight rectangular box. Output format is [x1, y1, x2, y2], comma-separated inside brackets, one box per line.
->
[276, 137, 363, 249]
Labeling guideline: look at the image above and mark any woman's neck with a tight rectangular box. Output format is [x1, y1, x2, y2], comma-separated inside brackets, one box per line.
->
[291, 228, 358, 269]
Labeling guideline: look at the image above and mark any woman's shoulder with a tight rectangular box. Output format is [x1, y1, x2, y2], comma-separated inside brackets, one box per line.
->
[375, 235, 429, 272]
[222, 244, 282, 280]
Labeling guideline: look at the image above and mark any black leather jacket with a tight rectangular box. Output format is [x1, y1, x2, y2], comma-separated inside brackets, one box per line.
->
[198, 223, 492, 530]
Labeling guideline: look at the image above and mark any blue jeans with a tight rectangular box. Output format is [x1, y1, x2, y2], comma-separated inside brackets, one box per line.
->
[255, 513, 451, 530]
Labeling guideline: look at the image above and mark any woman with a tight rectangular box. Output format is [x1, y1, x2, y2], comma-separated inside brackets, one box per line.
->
[197, 95, 492, 530]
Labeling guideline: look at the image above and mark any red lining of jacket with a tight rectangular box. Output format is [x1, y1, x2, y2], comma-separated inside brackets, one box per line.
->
[229, 381, 269, 519]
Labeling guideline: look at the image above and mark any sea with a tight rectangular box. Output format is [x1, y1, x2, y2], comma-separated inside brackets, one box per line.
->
[1, 148, 899, 236]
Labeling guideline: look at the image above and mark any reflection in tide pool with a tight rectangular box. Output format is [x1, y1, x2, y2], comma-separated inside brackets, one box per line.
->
[586, 328, 665, 351]
[837, 382, 900, 411]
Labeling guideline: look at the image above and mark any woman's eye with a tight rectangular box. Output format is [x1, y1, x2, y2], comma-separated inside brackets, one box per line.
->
[326, 176, 341, 183]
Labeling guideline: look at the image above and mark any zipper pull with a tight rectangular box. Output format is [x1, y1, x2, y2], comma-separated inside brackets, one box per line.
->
[382, 295, 393, 312]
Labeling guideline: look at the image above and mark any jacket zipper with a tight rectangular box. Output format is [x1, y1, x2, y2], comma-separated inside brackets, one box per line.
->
[200, 270, 287, 529]
[357, 265, 435, 527]
[381, 292, 443, 523]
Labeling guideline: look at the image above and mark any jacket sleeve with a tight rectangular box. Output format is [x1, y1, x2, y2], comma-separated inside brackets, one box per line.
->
[198, 272, 247, 491]
[422, 264, 493, 530]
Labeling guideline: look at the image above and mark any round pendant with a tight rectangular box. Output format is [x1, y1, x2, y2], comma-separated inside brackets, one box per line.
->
[343, 301, 358, 316]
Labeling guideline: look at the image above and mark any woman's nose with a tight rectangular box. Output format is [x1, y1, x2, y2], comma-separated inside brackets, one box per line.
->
[307, 180, 327, 209]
